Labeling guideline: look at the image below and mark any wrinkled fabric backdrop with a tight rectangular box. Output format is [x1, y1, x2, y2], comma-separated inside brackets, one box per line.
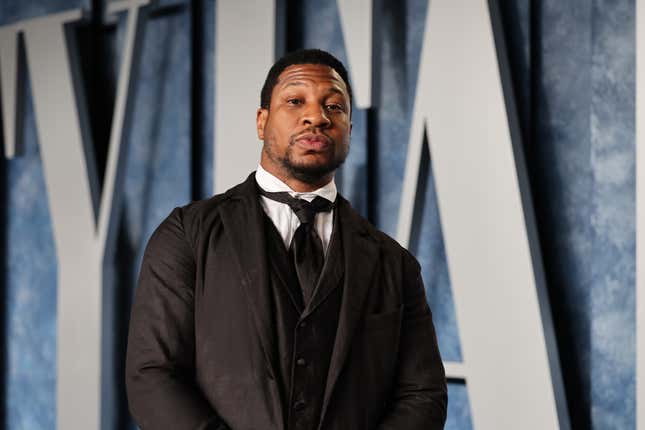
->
[0, 0, 635, 429]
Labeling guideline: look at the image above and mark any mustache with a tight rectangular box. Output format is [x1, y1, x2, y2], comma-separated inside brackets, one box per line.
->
[291, 128, 333, 144]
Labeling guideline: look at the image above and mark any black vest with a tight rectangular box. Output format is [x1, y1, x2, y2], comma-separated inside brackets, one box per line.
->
[263, 213, 344, 430]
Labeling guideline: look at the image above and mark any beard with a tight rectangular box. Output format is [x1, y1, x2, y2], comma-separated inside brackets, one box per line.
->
[265, 134, 349, 185]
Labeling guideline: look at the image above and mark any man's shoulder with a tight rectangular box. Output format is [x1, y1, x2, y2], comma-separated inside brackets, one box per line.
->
[181, 172, 255, 214]
[179, 190, 230, 220]
[338, 197, 419, 266]
[161, 174, 257, 241]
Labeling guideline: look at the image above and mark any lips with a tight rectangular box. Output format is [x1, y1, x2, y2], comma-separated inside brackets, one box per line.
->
[295, 133, 332, 151]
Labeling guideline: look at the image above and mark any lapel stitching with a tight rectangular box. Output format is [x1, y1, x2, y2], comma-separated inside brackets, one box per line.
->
[218, 179, 280, 382]
[318, 200, 381, 428]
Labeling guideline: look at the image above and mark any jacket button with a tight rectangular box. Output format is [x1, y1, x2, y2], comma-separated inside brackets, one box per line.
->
[293, 400, 306, 411]
[296, 358, 306, 366]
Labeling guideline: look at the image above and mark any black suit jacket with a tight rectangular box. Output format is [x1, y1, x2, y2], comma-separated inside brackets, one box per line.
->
[126, 173, 447, 430]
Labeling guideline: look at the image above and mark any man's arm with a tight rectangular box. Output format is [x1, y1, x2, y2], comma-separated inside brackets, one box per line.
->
[125, 207, 227, 430]
[377, 252, 448, 429]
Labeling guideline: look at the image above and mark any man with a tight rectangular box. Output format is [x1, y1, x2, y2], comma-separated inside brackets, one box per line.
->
[126, 49, 447, 430]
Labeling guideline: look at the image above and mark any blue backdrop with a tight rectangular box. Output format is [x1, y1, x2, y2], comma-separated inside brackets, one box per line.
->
[0, 0, 635, 429]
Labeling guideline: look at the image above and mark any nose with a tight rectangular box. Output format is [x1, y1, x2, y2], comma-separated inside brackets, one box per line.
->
[302, 104, 331, 128]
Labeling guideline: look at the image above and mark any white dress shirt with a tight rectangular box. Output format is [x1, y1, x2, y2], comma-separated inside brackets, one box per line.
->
[255, 164, 337, 254]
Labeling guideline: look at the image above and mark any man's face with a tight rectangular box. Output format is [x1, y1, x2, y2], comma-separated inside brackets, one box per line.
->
[256, 63, 351, 188]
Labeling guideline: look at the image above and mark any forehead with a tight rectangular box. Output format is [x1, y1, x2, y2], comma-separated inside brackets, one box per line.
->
[275, 64, 348, 95]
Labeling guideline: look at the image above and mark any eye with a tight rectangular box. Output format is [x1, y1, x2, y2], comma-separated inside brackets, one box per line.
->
[286, 98, 303, 106]
[325, 103, 345, 113]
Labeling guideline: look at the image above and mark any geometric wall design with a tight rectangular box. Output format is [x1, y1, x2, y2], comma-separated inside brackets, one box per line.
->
[1, 0, 636, 429]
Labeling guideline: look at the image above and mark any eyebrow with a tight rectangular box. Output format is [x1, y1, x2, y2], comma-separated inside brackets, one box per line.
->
[326, 87, 345, 97]
[282, 81, 307, 89]
[281, 81, 346, 97]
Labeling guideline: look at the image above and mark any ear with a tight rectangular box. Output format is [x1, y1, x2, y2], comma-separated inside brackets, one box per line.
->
[256, 108, 268, 140]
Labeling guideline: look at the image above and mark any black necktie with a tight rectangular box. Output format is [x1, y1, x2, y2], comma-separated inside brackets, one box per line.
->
[259, 188, 335, 303]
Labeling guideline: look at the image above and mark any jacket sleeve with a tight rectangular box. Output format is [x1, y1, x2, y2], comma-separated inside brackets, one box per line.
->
[125, 207, 228, 430]
[377, 252, 448, 429]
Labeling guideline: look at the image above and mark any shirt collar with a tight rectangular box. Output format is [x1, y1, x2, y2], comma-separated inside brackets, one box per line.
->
[255, 164, 337, 202]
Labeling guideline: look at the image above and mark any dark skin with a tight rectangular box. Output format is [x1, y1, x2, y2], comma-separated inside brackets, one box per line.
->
[256, 64, 352, 192]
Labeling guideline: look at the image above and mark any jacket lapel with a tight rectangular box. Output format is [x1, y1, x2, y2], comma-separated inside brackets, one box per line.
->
[319, 197, 380, 426]
[304, 209, 344, 316]
[218, 174, 279, 379]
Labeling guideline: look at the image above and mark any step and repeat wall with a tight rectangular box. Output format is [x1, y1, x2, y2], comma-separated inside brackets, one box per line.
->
[0, 0, 637, 429]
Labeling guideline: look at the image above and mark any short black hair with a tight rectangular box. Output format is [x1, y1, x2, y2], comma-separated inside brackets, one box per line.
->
[260, 48, 353, 110]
